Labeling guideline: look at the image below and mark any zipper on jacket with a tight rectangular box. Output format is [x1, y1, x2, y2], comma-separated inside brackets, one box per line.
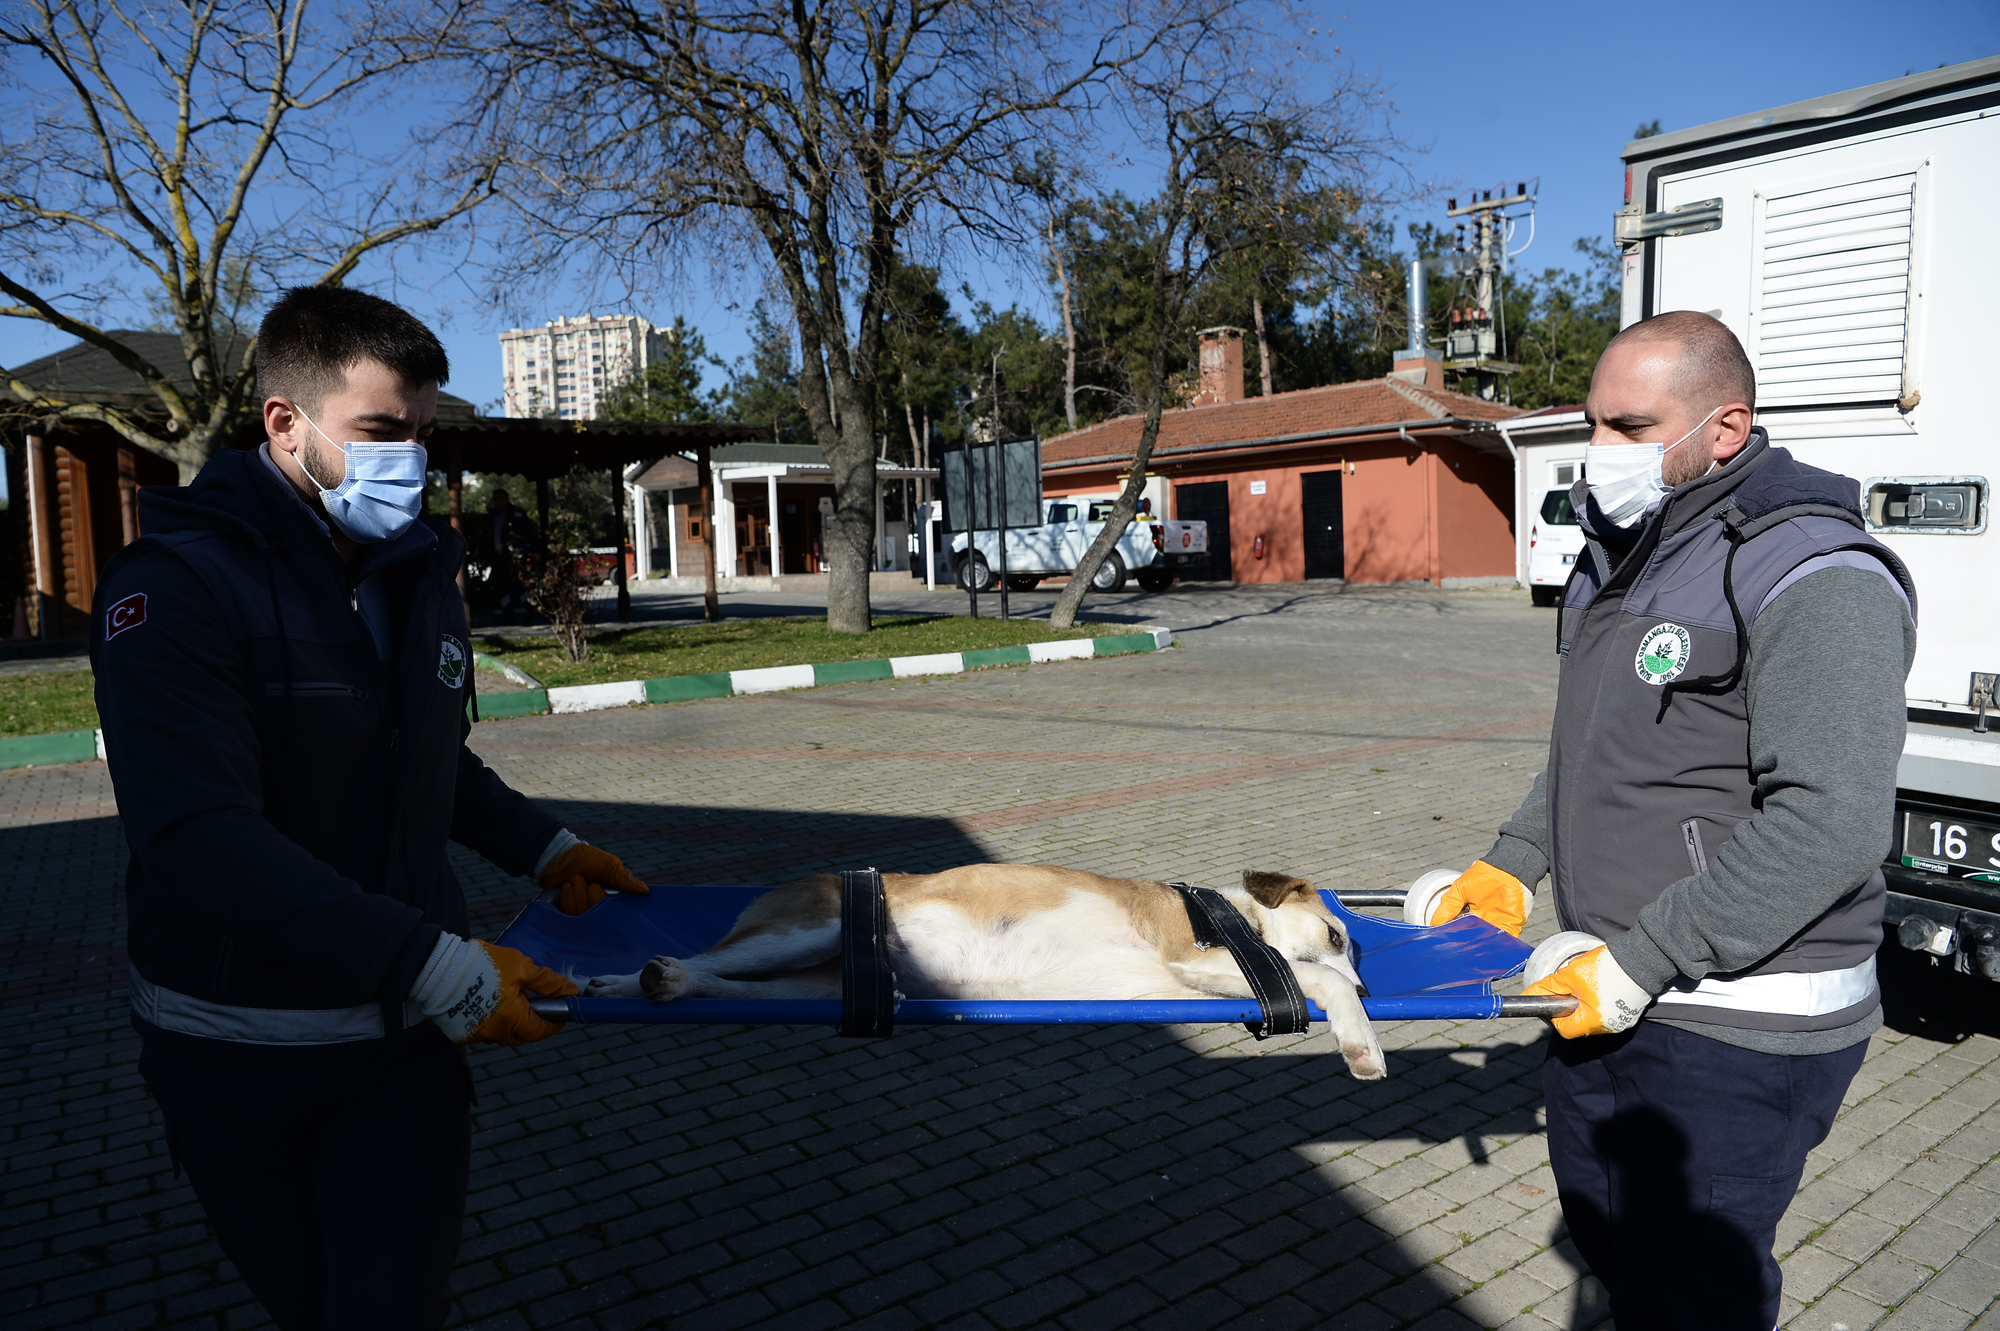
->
[1681, 819, 1709, 875]
[263, 682, 369, 700]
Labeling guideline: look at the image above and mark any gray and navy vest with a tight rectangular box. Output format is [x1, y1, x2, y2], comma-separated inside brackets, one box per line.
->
[1552, 429, 1916, 1033]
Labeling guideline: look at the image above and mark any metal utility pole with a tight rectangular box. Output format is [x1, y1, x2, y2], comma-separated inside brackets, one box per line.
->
[1443, 181, 1537, 401]
[961, 442, 979, 619]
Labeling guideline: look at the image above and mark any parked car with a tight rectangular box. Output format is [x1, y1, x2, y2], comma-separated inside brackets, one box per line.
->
[1526, 487, 1584, 606]
[950, 501, 1205, 594]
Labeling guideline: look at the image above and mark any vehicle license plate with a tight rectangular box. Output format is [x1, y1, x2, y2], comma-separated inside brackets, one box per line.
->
[1900, 808, 2000, 881]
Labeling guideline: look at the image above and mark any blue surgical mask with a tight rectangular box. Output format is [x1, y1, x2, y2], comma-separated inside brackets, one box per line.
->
[295, 408, 428, 543]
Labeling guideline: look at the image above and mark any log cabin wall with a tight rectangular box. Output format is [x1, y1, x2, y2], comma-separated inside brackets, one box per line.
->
[11, 426, 177, 640]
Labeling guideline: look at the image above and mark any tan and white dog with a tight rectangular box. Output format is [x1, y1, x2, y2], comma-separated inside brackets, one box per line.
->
[586, 864, 1387, 1079]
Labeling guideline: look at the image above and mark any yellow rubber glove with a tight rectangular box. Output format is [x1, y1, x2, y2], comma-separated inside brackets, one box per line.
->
[412, 937, 579, 1046]
[1429, 861, 1531, 936]
[1522, 944, 1650, 1039]
[539, 842, 650, 916]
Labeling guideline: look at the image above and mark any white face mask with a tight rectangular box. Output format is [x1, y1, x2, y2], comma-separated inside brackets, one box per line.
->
[1585, 406, 1723, 528]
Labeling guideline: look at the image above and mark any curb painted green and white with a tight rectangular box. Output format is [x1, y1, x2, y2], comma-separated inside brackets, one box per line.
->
[471, 626, 1174, 720]
[0, 627, 1173, 768]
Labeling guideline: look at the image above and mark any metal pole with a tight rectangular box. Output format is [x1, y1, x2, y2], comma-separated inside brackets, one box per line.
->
[697, 443, 720, 622]
[963, 443, 978, 618]
[612, 467, 631, 621]
[996, 439, 1011, 621]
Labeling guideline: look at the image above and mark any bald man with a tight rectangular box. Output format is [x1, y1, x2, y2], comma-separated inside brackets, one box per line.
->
[1428, 313, 1917, 1329]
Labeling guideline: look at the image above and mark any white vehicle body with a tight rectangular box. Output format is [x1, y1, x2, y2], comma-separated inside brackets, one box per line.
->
[1525, 488, 1585, 605]
[949, 501, 1206, 591]
[1620, 56, 2000, 974]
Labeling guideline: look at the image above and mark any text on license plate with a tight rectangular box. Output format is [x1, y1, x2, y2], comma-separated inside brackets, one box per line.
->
[1900, 809, 2000, 880]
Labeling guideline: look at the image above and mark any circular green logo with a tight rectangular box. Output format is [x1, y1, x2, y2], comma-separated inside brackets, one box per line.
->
[1635, 623, 1692, 686]
[439, 634, 467, 689]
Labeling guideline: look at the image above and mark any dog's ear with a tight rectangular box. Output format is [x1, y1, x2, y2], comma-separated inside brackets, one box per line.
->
[1243, 871, 1315, 909]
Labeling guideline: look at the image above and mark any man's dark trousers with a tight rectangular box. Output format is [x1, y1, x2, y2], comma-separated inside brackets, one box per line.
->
[141, 1037, 473, 1330]
[1543, 1020, 1865, 1330]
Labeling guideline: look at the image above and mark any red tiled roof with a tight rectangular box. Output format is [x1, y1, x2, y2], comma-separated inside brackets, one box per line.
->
[1041, 376, 1524, 468]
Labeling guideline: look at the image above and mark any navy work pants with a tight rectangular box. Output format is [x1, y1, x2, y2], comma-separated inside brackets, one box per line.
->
[140, 1036, 473, 1331]
[1543, 1019, 1865, 1330]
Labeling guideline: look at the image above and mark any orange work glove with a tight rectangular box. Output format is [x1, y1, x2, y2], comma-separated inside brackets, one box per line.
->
[539, 841, 650, 916]
[1429, 860, 1532, 936]
[410, 935, 579, 1046]
[1522, 943, 1651, 1039]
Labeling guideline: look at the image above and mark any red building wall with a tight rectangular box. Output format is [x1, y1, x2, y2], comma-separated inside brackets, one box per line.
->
[1051, 435, 1515, 587]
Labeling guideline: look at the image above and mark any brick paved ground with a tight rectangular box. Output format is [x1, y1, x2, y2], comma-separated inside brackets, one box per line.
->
[3, 582, 1996, 1331]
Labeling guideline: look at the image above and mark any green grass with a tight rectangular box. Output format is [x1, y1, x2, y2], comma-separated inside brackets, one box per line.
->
[0, 615, 1123, 741]
[478, 614, 1102, 688]
[0, 670, 99, 738]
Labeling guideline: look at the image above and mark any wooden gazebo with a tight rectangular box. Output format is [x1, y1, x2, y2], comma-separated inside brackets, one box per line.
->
[5, 333, 765, 639]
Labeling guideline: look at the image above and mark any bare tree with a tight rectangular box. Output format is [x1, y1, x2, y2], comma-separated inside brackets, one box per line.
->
[0, 0, 506, 482]
[1048, 35, 1404, 628]
[477, 0, 1223, 634]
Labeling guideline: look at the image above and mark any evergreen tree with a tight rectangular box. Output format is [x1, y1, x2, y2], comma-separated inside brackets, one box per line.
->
[719, 300, 809, 443]
[599, 316, 720, 422]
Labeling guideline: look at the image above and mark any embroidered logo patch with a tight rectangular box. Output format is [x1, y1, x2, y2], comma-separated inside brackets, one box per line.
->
[438, 634, 467, 689]
[1634, 623, 1693, 686]
[105, 592, 148, 640]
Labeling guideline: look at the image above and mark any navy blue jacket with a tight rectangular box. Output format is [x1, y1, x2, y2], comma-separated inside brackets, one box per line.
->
[90, 448, 560, 1057]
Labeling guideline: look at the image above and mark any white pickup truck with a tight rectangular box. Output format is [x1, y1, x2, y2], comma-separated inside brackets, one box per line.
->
[950, 500, 1207, 594]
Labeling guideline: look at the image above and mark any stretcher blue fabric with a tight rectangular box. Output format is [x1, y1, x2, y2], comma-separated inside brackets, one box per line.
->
[496, 884, 1535, 1025]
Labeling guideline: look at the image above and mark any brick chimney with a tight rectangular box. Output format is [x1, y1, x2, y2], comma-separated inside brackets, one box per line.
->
[1390, 348, 1445, 390]
[1193, 328, 1245, 405]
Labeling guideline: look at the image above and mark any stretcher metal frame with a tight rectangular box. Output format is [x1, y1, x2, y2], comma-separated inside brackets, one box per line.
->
[508, 878, 1575, 1031]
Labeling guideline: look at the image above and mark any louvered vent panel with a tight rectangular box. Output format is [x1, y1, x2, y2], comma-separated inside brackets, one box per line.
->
[1757, 173, 1915, 406]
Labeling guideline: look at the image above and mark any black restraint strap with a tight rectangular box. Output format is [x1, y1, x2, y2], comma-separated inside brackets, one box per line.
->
[839, 868, 896, 1038]
[1170, 883, 1311, 1039]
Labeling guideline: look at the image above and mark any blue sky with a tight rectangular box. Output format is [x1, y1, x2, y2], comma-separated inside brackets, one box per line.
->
[4, 1, 1995, 417]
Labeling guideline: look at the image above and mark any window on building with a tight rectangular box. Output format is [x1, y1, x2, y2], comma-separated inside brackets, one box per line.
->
[1554, 463, 1574, 485]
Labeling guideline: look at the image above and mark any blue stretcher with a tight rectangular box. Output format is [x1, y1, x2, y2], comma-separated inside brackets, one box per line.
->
[506, 884, 1574, 1028]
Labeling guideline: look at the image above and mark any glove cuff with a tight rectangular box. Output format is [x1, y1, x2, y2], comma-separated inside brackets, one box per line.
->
[410, 932, 470, 1010]
[534, 828, 581, 879]
[410, 933, 504, 1042]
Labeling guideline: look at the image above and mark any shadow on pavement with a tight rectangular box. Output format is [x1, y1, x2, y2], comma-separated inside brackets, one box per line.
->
[1877, 933, 2000, 1044]
[0, 799, 1593, 1330]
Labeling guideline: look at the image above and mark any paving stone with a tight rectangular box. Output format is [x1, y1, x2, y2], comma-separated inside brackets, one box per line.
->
[5, 583, 1999, 1330]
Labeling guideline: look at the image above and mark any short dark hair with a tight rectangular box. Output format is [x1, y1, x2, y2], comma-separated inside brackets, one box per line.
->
[1604, 310, 1756, 414]
[257, 286, 450, 415]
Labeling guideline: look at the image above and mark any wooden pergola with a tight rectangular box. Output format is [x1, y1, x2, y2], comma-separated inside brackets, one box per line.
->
[5, 334, 768, 637]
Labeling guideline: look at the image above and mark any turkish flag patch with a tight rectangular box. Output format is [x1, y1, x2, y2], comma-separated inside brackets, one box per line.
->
[105, 592, 148, 640]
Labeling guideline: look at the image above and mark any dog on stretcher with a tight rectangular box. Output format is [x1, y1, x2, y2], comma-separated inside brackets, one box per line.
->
[584, 865, 1387, 1079]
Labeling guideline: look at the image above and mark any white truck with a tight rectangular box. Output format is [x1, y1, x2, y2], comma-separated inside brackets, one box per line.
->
[949, 500, 1208, 594]
[1619, 55, 2000, 981]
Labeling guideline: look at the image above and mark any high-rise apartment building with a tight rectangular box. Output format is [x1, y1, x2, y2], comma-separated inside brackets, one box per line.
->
[498, 313, 668, 419]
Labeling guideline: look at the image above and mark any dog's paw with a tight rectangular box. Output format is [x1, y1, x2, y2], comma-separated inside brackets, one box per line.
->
[585, 971, 645, 999]
[1342, 1040, 1388, 1081]
[640, 956, 692, 1002]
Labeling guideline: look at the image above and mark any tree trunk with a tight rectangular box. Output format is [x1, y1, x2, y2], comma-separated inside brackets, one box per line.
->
[1253, 292, 1273, 397]
[1051, 215, 1080, 431]
[807, 343, 877, 635]
[1049, 390, 1165, 629]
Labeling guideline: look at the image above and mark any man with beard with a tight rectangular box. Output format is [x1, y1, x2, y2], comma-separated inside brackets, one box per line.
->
[92, 285, 648, 1329]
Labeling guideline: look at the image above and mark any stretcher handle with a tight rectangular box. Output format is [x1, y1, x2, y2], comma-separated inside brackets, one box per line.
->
[526, 994, 1578, 1023]
[1333, 889, 1408, 907]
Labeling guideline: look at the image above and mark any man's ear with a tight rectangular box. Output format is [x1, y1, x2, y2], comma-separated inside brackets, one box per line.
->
[1711, 401, 1755, 461]
[1243, 871, 1315, 909]
[265, 397, 305, 455]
